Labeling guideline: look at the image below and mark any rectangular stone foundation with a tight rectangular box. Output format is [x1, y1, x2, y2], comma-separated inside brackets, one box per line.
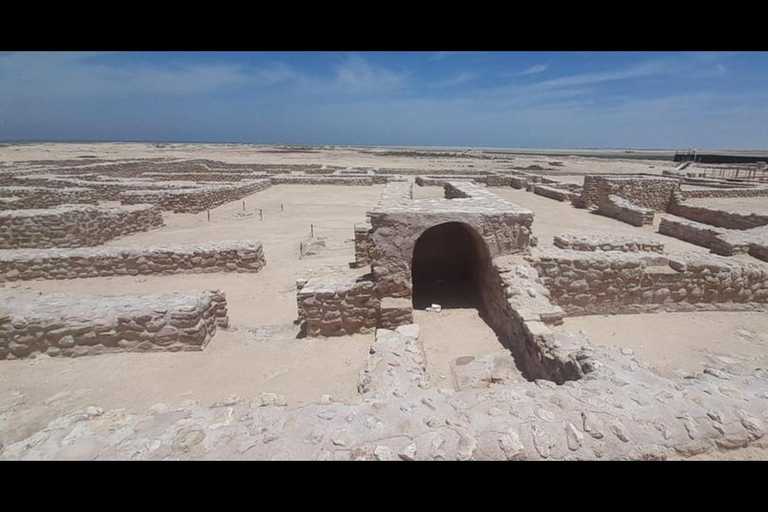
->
[0, 204, 164, 249]
[0, 289, 228, 360]
[0, 240, 266, 282]
[530, 249, 768, 316]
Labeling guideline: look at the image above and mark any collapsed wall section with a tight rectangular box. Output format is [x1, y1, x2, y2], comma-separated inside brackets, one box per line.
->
[0, 240, 265, 282]
[0, 204, 164, 249]
[0, 289, 228, 360]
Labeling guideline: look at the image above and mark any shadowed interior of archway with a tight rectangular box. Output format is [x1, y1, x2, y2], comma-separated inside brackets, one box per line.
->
[411, 222, 489, 310]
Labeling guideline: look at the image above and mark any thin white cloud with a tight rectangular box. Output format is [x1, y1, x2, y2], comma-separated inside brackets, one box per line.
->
[331, 55, 408, 94]
[431, 71, 477, 87]
[518, 64, 547, 76]
[535, 60, 672, 89]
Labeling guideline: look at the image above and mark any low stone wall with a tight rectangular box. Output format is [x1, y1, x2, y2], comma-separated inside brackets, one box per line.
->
[0, 289, 228, 360]
[683, 187, 768, 199]
[142, 172, 265, 182]
[121, 180, 271, 213]
[0, 187, 97, 210]
[0, 240, 265, 282]
[668, 196, 768, 230]
[658, 217, 746, 255]
[554, 234, 664, 253]
[581, 175, 680, 211]
[597, 195, 655, 226]
[379, 297, 413, 330]
[296, 276, 379, 337]
[0, 204, 164, 249]
[533, 185, 579, 202]
[352, 223, 373, 268]
[503, 177, 522, 189]
[479, 256, 593, 384]
[270, 176, 374, 186]
[531, 249, 768, 316]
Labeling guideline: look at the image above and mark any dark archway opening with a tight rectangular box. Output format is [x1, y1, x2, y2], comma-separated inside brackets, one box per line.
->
[411, 222, 489, 310]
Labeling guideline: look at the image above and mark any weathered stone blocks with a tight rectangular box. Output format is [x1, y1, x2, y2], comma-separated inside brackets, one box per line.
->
[0, 204, 164, 249]
[0, 289, 228, 360]
[0, 240, 265, 282]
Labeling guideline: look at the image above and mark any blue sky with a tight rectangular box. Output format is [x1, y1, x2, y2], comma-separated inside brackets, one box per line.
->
[1, 51, 766, 149]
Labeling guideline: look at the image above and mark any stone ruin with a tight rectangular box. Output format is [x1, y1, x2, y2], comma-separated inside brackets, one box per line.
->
[2, 157, 768, 460]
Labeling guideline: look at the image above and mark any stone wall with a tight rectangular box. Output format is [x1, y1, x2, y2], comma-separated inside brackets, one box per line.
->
[142, 172, 266, 182]
[0, 240, 265, 282]
[369, 181, 534, 299]
[352, 223, 373, 268]
[682, 187, 768, 199]
[533, 185, 579, 202]
[581, 175, 681, 211]
[0, 289, 228, 360]
[0, 187, 97, 210]
[121, 180, 271, 213]
[597, 195, 655, 226]
[479, 255, 594, 384]
[668, 196, 768, 230]
[658, 217, 750, 256]
[270, 176, 374, 186]
[296, 276, 379, 337]
[531, 249, 768, 316]
[554, 234, 664, 253]
[0, 204, 164, 249]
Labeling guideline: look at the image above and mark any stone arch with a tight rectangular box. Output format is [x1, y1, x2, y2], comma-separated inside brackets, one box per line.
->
[410, 221, 491, 310]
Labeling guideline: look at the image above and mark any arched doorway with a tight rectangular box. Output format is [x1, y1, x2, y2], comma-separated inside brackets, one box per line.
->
[411, 222, 490, 310]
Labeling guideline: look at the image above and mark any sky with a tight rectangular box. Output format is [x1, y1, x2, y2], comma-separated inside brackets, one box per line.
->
[0, 51, 766, 149]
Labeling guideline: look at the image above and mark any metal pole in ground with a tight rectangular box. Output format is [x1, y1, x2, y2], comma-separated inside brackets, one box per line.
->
[242, 201, 245, 211]
[281, 203, 284, 212]
[207, 210, 210, 222]
[260, 209, 263, 221]
[311, 224, 314, 238]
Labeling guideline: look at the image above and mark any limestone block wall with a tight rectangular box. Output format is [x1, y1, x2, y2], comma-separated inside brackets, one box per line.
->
[554, 234, 664, 253]
[0, 240, 265, 282]
[597, 195, 655, 226]
[142, 172, 266, 182]
[581, 175, 681, 211]
[531, 249, 768, 316]
[0, 204, 164, 249]
[296, 276, 380, 337]
[533, 185, 578, 202]
[682, 187, 768, 199]
[479, 256, 594, 384]
[353, 223, 373, 268]
[668, 196, 768, 230]
[0, 187, 97, 210]
[658, 217, 749, 256]
[121, 180, 271, 213]
[270, 176, 374, 186]
[0, 290, 228, 360]
[369, 182, 534, 299]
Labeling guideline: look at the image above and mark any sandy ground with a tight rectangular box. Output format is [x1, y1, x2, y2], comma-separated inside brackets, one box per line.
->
[0, 142, 675, 177]
[556, 312, 768, 379]
[0, 184, 383, 445]
[414, 309, 523, 387]
[1, 143, 767, 460]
